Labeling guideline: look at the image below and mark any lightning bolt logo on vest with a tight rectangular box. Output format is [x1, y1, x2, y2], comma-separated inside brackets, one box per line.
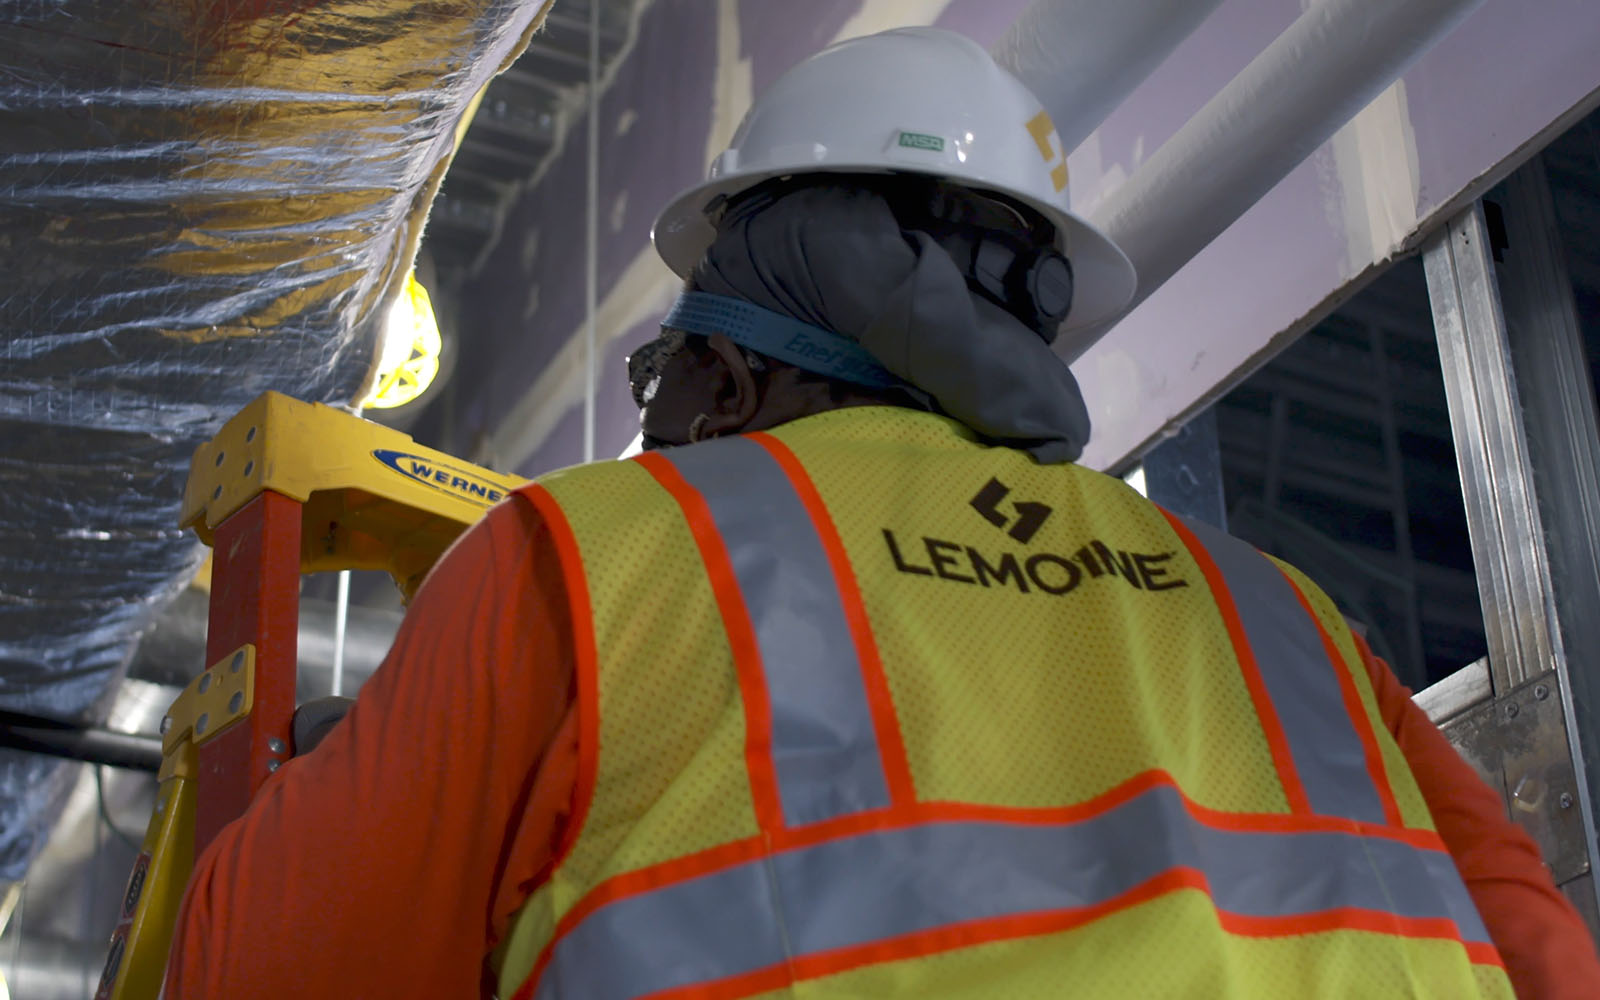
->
[878, 475, 1190, 597]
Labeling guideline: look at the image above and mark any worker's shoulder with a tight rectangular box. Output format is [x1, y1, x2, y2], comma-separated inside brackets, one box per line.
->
[516, 454, 680, 515]
[1259, 549, 1342, 616]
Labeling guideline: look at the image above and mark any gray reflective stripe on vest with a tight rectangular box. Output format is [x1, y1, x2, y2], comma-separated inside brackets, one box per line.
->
[661, 436, 891, 826]
[1178, 516, 1390, 825]
[534, 781, 1491, 1000]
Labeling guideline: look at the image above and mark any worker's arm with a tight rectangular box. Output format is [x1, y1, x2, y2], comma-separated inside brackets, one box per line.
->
[1360, 637, 1600, 998]
[166, 493, 580, 999]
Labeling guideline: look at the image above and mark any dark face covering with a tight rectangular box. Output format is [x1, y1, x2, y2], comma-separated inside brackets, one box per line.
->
[687, 183, 1094, 463]
[629, 328, 693, 450]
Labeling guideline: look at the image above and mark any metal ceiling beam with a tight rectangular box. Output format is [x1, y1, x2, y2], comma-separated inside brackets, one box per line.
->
[1250, 374, 1450, 439]
[1234, 366, 1453, 441]
[466, 104, 559, 146]
[452, 139, 548, 174]
[437, 171, 514, 208]
[1218, 404, 1464, 491]
[1333, 272, 1440, 340]
[498, 66, 575, 100]
[1369, 323, 1428, 678]
[1223, 445, 1408, 515]
[542, 5, 626, 46]
[431, 196, 501, 236]
[519, 39, 593, 78]
[1272, 328, 1453, 406]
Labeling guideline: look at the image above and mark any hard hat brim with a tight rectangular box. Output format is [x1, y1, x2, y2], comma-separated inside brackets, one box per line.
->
[651, 167, 1138, 335]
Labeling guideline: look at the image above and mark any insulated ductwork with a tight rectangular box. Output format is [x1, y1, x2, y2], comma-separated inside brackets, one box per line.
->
[0, 0, 552, 879]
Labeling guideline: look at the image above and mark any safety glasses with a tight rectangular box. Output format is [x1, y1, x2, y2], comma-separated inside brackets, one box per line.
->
[627, 328, 687, 408]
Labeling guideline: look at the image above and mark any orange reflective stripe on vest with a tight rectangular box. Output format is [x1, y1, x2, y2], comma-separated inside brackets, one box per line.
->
[533, 781, 1493, 1000]
[641, 435, 897, 827]
[519, 433, 1494, 1000]
[1167, 512, 1400, 825]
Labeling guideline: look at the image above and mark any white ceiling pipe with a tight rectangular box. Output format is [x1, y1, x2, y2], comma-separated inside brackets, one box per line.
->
[1061, 0, 1485, 362]
[992, 0, 1227, 153]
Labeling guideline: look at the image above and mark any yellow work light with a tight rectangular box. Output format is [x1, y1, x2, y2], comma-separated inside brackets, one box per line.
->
[363, 271, 442, 410]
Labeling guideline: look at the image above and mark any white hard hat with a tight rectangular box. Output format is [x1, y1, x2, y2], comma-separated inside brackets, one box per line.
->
[652, 26, 1137, 333]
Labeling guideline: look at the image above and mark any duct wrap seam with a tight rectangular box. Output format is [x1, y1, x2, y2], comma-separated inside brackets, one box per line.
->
[0, 0, 553, 880]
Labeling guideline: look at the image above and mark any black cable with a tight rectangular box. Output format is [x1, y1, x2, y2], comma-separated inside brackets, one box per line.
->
[0, 709, 162, 771]
[95, 764, 143, 854]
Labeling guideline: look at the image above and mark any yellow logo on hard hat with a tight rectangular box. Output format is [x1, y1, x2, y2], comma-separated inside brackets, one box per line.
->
[1025, 111, 1069, 193]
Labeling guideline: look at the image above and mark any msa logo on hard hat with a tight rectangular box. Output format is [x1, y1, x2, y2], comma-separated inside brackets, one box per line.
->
[896, 131, 946, 153]
[1025, 110, 1069, 193]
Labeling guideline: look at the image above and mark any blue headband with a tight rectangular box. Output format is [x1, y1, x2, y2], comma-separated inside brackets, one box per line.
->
[662, 291, 904, 390]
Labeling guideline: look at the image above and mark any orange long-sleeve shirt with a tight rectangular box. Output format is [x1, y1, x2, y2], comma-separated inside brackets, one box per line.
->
[167, 491, 1600, 998]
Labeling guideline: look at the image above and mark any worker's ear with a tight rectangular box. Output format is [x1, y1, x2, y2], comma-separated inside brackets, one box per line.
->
[701, 334, 760, 436]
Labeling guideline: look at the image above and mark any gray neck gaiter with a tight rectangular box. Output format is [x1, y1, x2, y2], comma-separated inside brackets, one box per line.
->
[690, 185, 1091, 463]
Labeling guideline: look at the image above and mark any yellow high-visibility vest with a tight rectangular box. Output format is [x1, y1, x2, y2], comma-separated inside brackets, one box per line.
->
[495, 406, 1512, 999]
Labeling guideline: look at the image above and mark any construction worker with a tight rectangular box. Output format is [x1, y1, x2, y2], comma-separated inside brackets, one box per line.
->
[168, 27, 1600, 999]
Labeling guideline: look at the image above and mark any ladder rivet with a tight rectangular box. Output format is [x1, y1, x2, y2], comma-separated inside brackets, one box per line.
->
[1561, 793, 1575, 810]
[268, 737, 286, 754]
[1535, 684, 1550, 700]
[1505, 702, 1520, 719]
[268, 760, 281, 773]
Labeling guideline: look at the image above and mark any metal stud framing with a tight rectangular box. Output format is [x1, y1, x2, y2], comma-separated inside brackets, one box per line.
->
[1424, 203, 1558, 694]
[1423, 176, 1600, 926]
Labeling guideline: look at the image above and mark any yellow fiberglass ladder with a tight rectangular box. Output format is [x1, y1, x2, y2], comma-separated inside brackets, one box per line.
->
[94, 391, 526, 999]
